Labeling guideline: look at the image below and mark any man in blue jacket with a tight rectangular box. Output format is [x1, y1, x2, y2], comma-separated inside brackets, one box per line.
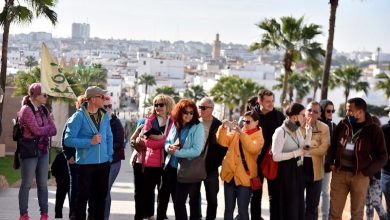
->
[64, 86, 113, 220]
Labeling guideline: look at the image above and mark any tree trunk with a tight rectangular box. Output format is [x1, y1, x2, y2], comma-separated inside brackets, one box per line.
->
[0, 4, 12, 121]
[281, 52, 293, 107]
[313, 83, 318, 101]
[321, 0, 339, 100]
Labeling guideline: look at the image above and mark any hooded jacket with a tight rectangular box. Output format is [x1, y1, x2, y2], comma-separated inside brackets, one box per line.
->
[64, 102, 113, 164]
[327, 113, 387, 176]
[319, 100, 337, 172]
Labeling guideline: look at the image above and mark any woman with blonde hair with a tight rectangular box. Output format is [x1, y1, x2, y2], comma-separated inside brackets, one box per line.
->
[139, 94, 175, 220]
[217, 110, 264, 220]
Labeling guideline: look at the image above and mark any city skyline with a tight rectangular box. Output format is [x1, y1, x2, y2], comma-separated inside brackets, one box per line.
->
[2, 0, 390, 53]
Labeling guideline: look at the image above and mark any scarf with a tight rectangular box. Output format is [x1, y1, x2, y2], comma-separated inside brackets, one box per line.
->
[243, 127, 259, 135]
[284, 119, 299, 132]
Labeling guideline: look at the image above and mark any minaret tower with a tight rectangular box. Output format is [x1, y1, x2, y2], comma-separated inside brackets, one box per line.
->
[212, 33, 221, 59]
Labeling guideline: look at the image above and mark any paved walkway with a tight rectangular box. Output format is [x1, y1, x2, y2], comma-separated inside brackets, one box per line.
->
[0, 148, 380, 220]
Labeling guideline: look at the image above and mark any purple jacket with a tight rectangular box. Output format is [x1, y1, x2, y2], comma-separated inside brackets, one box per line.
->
[18, 102, 57, 153]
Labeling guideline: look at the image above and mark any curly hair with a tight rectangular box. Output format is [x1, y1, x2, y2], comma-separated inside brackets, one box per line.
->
[171, 98, 200, 133]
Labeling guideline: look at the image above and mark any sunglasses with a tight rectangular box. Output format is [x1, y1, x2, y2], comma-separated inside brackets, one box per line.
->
[183, 110, 194, 115]
[307, 109, 319, 114]
[326, 109, 335, 113]
[104, 104, 112, 109]
[243, 120, 252, 125]
[198, 106, 212, 110]
[154, 103, 165, 108]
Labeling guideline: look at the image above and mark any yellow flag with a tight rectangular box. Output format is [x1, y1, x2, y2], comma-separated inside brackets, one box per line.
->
[41, 43, 76, 99]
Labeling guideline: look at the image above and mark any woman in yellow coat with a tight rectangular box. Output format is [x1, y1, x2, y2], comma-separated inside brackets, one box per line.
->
[216, 110, 264, 220]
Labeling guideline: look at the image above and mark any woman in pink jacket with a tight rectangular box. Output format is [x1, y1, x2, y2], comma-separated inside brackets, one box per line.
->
[142, 94, 175, 220]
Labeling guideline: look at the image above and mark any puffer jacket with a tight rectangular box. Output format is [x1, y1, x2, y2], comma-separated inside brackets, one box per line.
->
[217, 126, 264, 187]
[328, 113, 387, 176]
[143, 114, 174, 167]
[18, 101, 57, 153]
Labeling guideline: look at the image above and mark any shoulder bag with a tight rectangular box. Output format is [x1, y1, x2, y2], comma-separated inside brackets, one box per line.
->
[238, 140, 262, 190]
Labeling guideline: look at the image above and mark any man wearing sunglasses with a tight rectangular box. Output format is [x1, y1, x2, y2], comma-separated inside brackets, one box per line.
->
[252, 89, 285, 220]
[302, 101, 330, 220]
[319, 99, 337, 220]
[190, 97, 227, 220]
[64, 86, 113, 220]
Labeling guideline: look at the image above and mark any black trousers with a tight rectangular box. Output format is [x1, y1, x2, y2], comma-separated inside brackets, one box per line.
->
[157, 164, 177, 220]
[143, 167, 163, 217]
[75, 162, 110, 220]
[55, 178, 70, 218]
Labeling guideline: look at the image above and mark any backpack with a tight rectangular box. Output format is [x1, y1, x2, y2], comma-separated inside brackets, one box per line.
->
[12, 102, 49, 142]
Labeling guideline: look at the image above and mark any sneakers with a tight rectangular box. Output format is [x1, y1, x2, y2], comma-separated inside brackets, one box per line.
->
[19, 213, 30, 220]
[40, 213, 49, 220]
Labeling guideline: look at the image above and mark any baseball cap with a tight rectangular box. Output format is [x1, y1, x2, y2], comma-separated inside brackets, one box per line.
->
[85, 86, 107, 99]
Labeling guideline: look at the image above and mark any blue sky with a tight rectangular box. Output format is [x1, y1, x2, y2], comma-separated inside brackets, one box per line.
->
[4, 0, 390, 53]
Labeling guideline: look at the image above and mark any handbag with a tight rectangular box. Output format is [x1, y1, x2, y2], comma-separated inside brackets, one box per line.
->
[238, 141, 262, 190]
[177, 137, 209, 183]
[18, 138, 38, 159]
[260, 146, 278, 180]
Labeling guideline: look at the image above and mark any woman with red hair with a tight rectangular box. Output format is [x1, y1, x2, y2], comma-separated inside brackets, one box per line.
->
[156, 98, 205, 220]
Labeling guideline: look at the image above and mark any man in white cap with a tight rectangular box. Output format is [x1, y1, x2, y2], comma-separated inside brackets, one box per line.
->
[64, 86, 113, 220]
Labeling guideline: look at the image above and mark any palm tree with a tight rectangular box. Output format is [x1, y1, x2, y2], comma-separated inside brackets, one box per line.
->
[329, 65, 369, 104]
[250, 16, 323, 106]
[0, 0, 57, 119]
[138, 74, 156, 115]
[74, 64, 108, 90]
[184, 85, 207, 103]
[375, 65, 390, 99]
[304, 67, 323, 100]
[25, 55, 38, 70]
[155, 86, 180, 103]
[273, 72, 310, 103]
[321, 0, 339, 100]
[210, 75, 241, 120]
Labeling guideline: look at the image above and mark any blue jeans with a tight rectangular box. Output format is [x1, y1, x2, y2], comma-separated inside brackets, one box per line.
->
[104, 161, 121, 220]
[321, 172, 331, 220]
[18, 151, 49, 215]
[381, 170, 390, 220]
[224, 180, 252, 220]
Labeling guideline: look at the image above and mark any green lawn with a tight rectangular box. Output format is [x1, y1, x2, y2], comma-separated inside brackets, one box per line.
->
[0, 155, 21, 185]
[0, 147, 62, 185]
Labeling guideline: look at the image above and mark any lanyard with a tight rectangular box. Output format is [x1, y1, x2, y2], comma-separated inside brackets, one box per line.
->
[351, 128, 362, 142]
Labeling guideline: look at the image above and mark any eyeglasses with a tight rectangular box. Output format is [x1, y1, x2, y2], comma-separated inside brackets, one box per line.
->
[183, 110, 194, 115]
[154, 103, 165, 108]
[94, 95, 104, 99]
[198, 106, 212, 110]
[326, 109, 335, 113]
[104, 104, 112, 109]
[307, 109, 319, 114]
[243, 120, 252, 125]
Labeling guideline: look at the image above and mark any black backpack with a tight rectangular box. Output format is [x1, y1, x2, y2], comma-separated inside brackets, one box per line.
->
[12, 102, 49, 141]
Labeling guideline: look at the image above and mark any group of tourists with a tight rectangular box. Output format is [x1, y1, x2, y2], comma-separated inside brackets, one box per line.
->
[14, 82, 390, 220]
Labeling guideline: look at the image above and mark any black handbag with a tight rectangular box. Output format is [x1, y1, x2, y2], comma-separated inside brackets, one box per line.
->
[18, 138, 38, 159]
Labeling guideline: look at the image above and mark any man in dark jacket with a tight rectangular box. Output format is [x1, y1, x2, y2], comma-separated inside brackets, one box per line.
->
[190, 97, 227, 220]
[328, 97, 387, 219]
[381, 106, 390, 220]
[103, 96, 125, 220]
[252, 89, 285, 220]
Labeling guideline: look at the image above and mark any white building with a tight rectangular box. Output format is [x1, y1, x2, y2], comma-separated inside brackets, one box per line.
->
[72, 23, 90, 40]
[106, 76, 122, 110]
